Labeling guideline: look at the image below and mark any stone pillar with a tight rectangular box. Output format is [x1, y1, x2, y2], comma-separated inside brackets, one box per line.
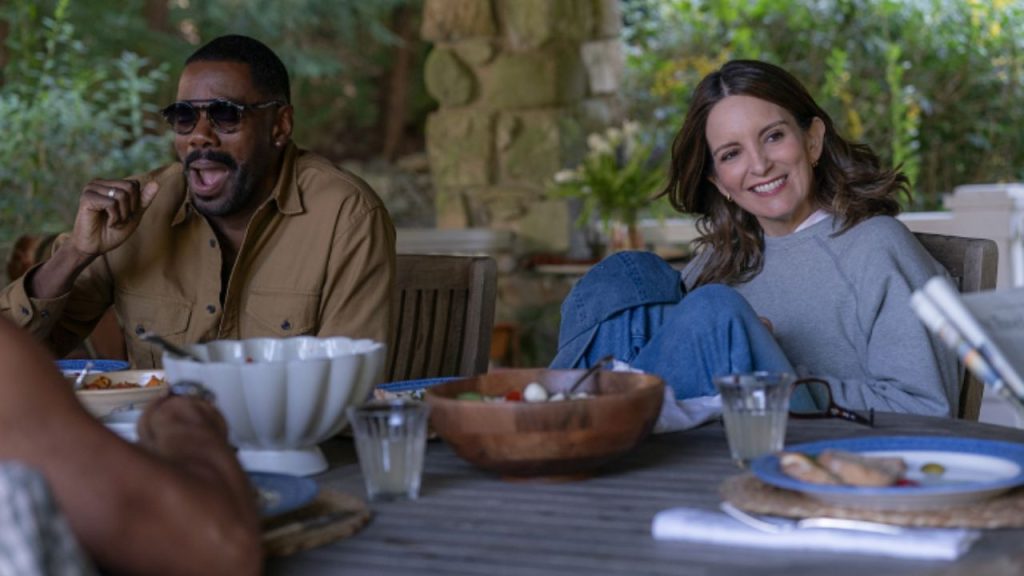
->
[421, 0, 623, 253]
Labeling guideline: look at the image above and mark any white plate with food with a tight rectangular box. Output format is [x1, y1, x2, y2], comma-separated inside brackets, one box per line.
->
[76, 370, 168, 419]
[750, 436, 1024, 510]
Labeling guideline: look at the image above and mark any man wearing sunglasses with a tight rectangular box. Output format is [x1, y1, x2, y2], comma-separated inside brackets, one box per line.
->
[1, 35, 396, 366]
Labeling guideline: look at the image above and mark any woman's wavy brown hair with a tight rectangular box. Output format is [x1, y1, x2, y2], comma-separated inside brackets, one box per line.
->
[662, 60, 910, 287]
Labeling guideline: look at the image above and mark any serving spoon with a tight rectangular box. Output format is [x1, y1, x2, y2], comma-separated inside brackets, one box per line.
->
[567, 355, 615, 395]
[140, 332, 204, 363]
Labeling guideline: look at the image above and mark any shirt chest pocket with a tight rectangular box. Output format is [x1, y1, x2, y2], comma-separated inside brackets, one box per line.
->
[117, 291, 192, 368]
[243, 289, 319, 337]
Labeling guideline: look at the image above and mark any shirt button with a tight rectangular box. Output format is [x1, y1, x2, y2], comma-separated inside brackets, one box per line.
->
[281, 320, 291, 331]
[209, 238, 217, 247]
[135, 324, 145, 335]
[207, 304, 216, 314]
[20, 306, 28, 316]
[40, 310, 50, 319]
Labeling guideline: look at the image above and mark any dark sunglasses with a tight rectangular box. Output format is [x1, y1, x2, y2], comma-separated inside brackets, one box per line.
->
[160, 98, 284, 135]
[789, 377, 874, 427]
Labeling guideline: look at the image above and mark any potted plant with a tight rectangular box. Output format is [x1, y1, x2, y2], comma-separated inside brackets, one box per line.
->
[550, 121, 668, 254]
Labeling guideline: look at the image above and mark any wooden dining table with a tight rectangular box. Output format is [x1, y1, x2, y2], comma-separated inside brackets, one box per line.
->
[267, 414, 1024, 576]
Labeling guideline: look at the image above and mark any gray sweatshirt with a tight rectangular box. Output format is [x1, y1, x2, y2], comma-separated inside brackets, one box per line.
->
[683, 215, 958, 416]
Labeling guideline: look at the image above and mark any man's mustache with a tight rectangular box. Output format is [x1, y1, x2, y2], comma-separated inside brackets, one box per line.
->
[184, 150, 238, 171]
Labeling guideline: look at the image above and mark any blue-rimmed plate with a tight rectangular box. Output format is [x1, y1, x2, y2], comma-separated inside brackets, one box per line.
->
[57, 359, 131, 374]
[376, 377, 461, 400]
[249, 472, 319, 518]
[750, 436, 1024, 510]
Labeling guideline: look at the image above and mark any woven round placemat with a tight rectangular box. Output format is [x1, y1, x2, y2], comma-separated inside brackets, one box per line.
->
[720, 473, 1024, 529]
[262, 489, 372, 557]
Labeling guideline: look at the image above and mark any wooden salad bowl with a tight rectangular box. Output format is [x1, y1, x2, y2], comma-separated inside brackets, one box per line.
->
[424, 368, 665, 480]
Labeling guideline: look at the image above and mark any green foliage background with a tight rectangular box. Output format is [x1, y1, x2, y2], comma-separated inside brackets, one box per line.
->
[0, 0, 426, 278]
[2, 0, 1022, 277]
[0, 0, 171, 264]
[621, 0, 1024, 210]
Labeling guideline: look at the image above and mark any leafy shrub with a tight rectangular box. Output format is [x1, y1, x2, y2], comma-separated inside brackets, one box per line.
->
[0, 0, 172, 275]
[621, 0, 1024, 210]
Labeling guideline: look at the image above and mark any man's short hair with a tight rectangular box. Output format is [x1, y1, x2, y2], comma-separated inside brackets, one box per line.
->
[186, 35, 291, 104]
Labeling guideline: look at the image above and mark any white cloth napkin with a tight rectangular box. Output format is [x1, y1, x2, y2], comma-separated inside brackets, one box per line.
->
[652, 507, 980, 561]
[653, 388, 721, 433]
[608, 360, 721, 433]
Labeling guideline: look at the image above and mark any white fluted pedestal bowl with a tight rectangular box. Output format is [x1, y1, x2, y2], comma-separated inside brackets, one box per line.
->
[163, 336, 385, 476]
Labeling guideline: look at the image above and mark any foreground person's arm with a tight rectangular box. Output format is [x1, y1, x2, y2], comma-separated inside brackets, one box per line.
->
[0, 318, 261, 575]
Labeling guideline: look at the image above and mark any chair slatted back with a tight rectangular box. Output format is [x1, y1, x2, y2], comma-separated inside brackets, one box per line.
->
[386, 254, 497, 382]
[914, 232, 998, 420]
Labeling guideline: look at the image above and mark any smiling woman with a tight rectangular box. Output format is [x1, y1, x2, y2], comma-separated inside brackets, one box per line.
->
[552, 60, 958, 419]
[704, 95, 823, 237]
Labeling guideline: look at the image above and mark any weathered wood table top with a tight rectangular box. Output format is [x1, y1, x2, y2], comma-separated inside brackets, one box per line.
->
[267, 414, 1024, 576]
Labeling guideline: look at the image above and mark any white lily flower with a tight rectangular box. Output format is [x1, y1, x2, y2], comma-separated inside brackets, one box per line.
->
[553, 169, 579, 184]
[605, 127, 623, 146]
[587, 133, 613, 155]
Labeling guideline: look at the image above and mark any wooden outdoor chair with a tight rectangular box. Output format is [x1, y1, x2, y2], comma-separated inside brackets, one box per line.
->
[914, 231, 999, 420]
[385, 254, 498, 382]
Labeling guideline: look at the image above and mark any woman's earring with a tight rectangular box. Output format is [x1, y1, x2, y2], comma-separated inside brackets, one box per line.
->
[725, 193, 733, 203]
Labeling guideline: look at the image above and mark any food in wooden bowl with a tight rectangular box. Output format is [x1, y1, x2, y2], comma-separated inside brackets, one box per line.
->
[76, 370, 168, 419]
[424, 368, 665, 479]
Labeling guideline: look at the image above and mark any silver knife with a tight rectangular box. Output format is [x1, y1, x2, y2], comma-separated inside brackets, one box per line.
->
[720, 502, 904, 535]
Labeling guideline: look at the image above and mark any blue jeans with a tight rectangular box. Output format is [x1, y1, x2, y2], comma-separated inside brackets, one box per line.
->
[550, 251, 814, 409]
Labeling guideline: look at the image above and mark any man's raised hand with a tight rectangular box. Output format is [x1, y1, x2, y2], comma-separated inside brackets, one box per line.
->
[72, 179, 160, 257]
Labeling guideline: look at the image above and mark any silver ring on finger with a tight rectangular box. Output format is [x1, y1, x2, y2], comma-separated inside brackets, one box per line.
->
[107, 189, 117, 198]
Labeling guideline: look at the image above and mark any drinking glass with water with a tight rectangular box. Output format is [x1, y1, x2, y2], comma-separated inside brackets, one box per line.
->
[713, 372, 795, 467]
[347, 399, 431, 501]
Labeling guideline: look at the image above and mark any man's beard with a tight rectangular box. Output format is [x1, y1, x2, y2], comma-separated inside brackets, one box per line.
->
[185, 150, 258, 218]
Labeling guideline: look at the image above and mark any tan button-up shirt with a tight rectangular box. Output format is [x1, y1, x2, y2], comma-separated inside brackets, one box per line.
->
[1, 144, 396, 368]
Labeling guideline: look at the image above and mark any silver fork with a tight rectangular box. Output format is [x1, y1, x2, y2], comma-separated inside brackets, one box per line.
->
[72, 361, 94, 390]
[720, 502, 904, 535]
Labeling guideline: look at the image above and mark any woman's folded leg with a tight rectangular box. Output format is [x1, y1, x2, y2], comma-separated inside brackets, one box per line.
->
[551, 252, 812, 407]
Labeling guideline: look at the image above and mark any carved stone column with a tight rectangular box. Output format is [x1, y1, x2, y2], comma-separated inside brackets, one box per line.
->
[421, 0, 623, 253]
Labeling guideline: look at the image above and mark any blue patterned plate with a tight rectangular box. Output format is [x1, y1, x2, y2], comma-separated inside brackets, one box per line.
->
[249, 472, 320, 518]
[57, 359, 131, 374]
[376, 377, 461, 400]
[750, 435, 1024, 510]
